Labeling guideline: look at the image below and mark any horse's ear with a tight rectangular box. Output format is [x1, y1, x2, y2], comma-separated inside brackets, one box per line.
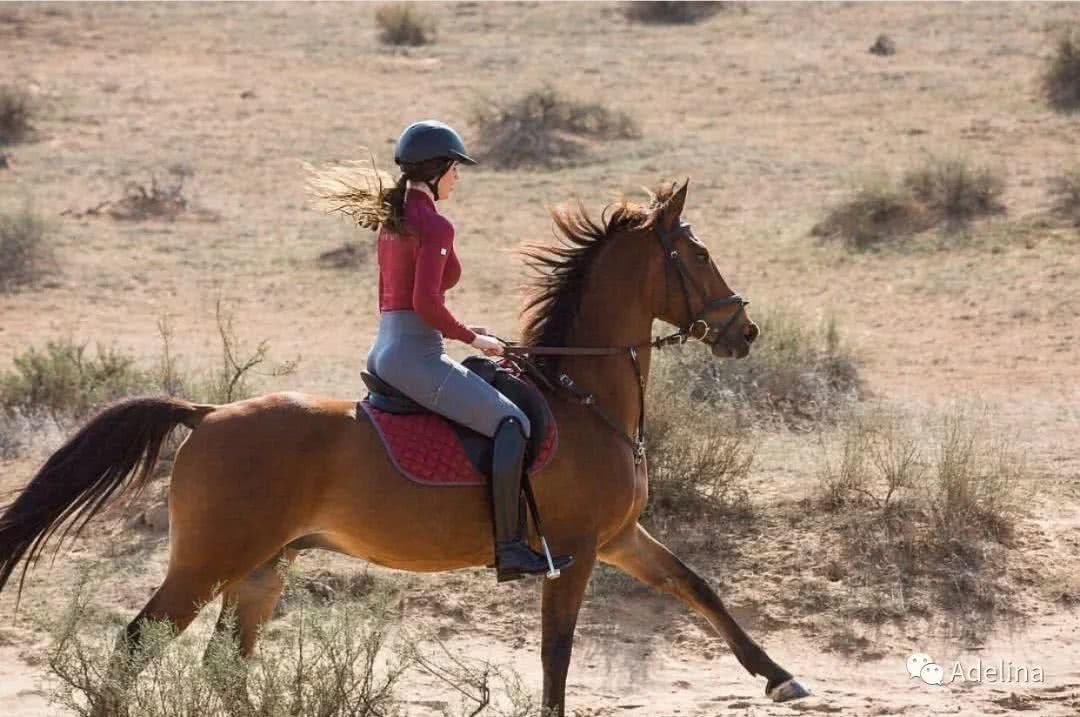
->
[658, 178, 689, 229]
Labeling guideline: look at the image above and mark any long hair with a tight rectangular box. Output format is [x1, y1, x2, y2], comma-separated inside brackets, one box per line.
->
[306, 152, 452, 234]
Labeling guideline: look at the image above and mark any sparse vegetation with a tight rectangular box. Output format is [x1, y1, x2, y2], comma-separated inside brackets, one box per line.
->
[813, 157, 1006, 248]
[0, 339, 153, 428]
[869, 33, 896, 56]
[0, 202, 54, 291]
[902, 157, 1005, 222]
[374, 3, 435, 46]
[0, 84, 34, 145]
[1043, 26, 1080, 110]
[45, 567, 541, 717]
[470, 85, 640, 169]
[0, 302, 298, 432]
[657, 309, 860, 427]
[817, 405, 1025, 626]
[644, 373, 755, 528]
[623, 1, 724, 25]
[1050, 167, 1080, 226]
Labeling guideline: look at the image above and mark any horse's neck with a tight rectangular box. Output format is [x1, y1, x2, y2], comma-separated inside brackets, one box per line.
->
[557, 265, 656, 439]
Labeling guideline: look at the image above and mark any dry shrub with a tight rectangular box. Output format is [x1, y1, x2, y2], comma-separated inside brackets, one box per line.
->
[1050, 167, 1080, 226]
[107, 174, 188, 221]
[623, 1, 724, 24]
[0, 304, 298, 432]
[811, 177, 930, 250]
[659, 309, 859, 427]
[0, 84, 34, 145]
[869, 34, 896, 56]
[0, 412, 27, 459]
[0, 202, 54, 291]
[817, 405, 1024, 627]
[46, 567, 541, 717]
[375, 3, 435, 46]
[902, 157, 1005, 223]
[814, 157, 1005, 249]
[1043, 26, 1080, 110]
[471, 85, 640, 169]
[317, 241, 372, 269]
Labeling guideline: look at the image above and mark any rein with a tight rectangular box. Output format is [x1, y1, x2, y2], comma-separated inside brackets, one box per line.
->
[493, 220, 749, 466]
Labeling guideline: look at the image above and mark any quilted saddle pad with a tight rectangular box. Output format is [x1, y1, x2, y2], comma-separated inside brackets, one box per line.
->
[359, 395, 558, 487]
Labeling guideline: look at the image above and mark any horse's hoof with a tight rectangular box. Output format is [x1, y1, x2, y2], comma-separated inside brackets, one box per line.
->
[767, 677, 810, 702]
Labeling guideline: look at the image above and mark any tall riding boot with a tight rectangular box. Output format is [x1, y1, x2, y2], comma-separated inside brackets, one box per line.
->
[491, 416, 573, 583]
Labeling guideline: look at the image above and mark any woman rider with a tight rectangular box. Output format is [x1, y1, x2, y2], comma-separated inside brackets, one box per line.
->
[363, 120, 573, 583]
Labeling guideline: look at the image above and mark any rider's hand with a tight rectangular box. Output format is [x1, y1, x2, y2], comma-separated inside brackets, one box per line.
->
[468, 325, 490, 336]
[471, 334, 504, 356]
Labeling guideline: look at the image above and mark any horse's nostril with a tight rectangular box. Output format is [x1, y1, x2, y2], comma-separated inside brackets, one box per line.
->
[745, 324, 760, 344]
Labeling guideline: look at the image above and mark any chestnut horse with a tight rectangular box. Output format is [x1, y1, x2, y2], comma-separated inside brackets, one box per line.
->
[0, 180, 807, 713]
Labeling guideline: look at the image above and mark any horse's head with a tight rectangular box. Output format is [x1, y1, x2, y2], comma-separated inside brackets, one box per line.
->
[648, 179, 759, 359]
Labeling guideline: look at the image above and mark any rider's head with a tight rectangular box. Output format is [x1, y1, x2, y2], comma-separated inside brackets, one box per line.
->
[394, 120, 476, 201]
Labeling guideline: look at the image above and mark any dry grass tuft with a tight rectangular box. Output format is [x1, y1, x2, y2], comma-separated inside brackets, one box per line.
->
[817, 405, 1025, 628]
[813, 157, 1005, 249]
[902, 157, 1005, 223]
[0, 84, 34, 145]
[1049, 167, 1080, 226]
[1043, 26, 1080, 110]
[659, 309, 860, 427]
[471, 85, 640, 169]
[375, 3, 435, 46]
[623, 1, 725, 25]
[0, 202, 54, 291]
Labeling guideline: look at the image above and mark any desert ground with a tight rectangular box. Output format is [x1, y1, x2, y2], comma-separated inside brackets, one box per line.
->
[1, 2, 1079, 715]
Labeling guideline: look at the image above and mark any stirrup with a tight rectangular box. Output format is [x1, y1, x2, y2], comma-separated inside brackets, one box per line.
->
[495, 540, 573, 582]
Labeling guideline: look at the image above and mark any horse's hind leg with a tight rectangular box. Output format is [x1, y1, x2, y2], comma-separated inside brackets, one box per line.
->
[599, 522, 809, 703]
[212, 548, 298, 656]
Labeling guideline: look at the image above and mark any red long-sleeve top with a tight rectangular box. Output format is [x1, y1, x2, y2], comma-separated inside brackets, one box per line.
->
[377, 188, 477, 344]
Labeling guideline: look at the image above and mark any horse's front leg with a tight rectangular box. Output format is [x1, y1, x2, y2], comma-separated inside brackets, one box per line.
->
[540, 545, 596, 717]
[599, 522, 809, 702]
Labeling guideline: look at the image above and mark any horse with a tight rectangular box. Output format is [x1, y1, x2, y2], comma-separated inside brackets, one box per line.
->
[0, 179, 808, 714]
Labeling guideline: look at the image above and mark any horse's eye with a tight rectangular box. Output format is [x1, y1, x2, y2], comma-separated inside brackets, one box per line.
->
[695, 253, 709, 264]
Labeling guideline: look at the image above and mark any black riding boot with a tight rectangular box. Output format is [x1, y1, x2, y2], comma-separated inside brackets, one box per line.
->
[491, 416, 573, 583]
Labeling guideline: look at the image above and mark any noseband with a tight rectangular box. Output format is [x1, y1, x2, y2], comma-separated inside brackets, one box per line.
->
[501, 219, 751, 465]
[656, 220, 749, 347]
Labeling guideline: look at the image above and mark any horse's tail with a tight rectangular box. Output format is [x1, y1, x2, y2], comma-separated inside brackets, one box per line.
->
[0, 396, 215, 604]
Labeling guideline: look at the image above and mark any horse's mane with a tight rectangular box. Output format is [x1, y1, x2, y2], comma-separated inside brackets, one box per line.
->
[518, 182, 677, 377]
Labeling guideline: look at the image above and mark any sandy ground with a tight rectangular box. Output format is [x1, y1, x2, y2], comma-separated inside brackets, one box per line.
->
[2, 2, 1079, 715]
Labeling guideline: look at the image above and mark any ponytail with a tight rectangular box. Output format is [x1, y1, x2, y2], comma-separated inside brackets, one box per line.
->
[305, 153, 452, 235]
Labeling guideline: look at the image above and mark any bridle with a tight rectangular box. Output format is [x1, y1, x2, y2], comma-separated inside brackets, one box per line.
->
[499, 219, 750, 465]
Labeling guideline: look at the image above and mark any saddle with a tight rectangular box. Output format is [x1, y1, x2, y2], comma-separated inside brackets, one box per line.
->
[357, 356, 558, 486]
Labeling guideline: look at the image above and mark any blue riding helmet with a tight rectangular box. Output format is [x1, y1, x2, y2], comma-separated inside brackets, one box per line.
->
[394, 120, 478, 166]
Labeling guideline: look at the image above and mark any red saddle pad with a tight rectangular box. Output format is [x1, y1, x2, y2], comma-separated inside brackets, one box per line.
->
[359, 392, 558, 487]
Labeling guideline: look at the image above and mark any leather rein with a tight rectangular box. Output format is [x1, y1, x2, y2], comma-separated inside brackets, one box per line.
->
[494, 220, 749, 466]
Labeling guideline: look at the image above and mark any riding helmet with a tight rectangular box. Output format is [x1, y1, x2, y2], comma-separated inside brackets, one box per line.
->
[394, 120, 478, 166]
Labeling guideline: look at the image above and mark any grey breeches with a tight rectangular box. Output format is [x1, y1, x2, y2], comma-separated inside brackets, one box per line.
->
[365, 310, 531, 439]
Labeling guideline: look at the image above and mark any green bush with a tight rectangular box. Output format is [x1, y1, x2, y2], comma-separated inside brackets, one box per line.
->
[1043, 26, 1080, 110]
[374, 3, 435, 46]
[0, 339, 153, 426]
